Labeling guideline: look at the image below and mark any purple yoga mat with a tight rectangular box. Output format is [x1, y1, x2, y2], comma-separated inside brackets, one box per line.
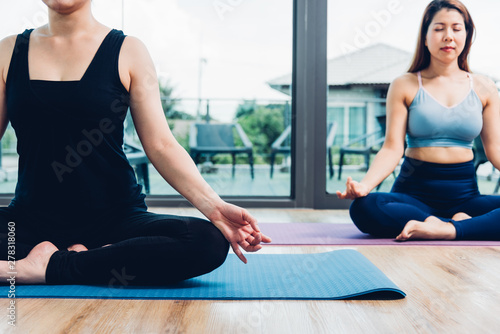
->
[259, 223, 500, 246]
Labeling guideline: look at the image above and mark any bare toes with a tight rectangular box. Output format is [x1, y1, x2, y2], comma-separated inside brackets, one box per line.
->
[67, 244, 88, 252]
[396, 220, 419, 241]
[451, 212, 471, 221]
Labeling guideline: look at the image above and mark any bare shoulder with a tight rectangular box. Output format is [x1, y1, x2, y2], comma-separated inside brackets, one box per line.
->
[388, 72, 419, 106]
[120, 36, 155, 75]
[121, 36, 152, 63]
[0, 35, 18, 83]
[0, 35, 17, 57]
[471, 73, 497, 101]
[392, 72, 418, 88]
[119, 35, 157, 91]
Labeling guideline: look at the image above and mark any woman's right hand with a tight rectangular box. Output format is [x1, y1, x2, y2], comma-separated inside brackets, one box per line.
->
[336, 177, 370, 200]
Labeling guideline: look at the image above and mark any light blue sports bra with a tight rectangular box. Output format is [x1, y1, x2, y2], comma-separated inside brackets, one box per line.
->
[406, 71, 483, 149]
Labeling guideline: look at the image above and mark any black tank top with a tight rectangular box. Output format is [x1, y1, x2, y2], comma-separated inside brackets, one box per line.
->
[5, 29, 145, 219]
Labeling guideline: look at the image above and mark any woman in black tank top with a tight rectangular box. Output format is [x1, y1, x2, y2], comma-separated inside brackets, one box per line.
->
[0, 0, 270, 285]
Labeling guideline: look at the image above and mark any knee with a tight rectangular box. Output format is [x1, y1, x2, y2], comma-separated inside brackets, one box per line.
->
[205, 223, 230, 267]
[349, 196, 378, 234]
[192, 219, 229, 271]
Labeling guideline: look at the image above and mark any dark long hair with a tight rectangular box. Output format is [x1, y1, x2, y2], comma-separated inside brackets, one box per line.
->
[408, 0, 475, 73]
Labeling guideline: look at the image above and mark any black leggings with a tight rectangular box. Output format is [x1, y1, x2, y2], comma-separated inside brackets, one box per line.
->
[0, 205, 229, 285]
[350, 157, 500, 240]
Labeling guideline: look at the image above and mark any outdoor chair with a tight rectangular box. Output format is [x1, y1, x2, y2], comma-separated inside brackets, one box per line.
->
[473, 136, 500, 194]
[189, 123, 254, 179]
[337, 129, 385, 181]
[337, 114, 395, 184]
[473, 136, 488, 172]
[269, 125, 291, 178]
[270, 122, 337, 179]
[124, 139, 150, 194]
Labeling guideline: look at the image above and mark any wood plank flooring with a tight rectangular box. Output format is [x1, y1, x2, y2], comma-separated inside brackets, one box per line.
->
[1, 208, 499, 333]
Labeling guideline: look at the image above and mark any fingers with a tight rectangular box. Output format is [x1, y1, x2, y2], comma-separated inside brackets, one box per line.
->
[245, 244, 263, 251]
[336, 190, 347, 199]
[337, 177, 354, 199]
[241, 232, 265, 247]
[260, 233, 272, 243]
[248, 231, 261, 245]
[345, 177, 355, 196]
[233, 241, 261, 261]
[239, 237, 264, 251]
[242, 209, 261, 233]
[248, 230, 273, 245]
[231, 242, 247, 264]
[337, 177, 369, 199]
[231, 233, 270, 264]
[240, 213, 272, 245]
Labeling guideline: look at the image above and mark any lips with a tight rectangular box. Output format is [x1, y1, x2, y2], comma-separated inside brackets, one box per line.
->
[441, 46, 455, 51]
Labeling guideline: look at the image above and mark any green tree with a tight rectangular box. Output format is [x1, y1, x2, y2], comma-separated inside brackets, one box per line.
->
[237, 103, 286, 163]
[158, 79, 194, 121]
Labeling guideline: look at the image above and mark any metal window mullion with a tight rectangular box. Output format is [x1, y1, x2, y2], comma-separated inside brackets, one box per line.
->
[294, 0, 329, 208]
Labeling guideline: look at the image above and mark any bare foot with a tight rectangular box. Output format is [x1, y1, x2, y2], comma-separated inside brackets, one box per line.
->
[67, 244, 88, 252]
[396, 216, 457, 241]
[0, 241, 59, 284]
[451, 212, 471, 221]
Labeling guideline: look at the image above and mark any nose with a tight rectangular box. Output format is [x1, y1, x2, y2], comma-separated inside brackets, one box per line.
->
[443, 28, 454, 41]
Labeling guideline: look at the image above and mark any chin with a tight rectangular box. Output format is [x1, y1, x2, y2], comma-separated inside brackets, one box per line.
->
[43, 0, 90, 14]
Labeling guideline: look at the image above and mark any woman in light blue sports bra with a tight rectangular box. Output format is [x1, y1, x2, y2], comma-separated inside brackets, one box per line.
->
[337, 0, 500, 241]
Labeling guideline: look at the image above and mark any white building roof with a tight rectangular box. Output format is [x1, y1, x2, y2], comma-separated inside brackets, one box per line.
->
[268, 43, 412, 88]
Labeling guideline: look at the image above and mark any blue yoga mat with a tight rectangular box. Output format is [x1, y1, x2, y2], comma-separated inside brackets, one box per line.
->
[4, 250, 405, 300]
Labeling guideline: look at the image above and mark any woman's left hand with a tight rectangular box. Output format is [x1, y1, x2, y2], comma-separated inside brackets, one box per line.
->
[209, 202, 272, 263]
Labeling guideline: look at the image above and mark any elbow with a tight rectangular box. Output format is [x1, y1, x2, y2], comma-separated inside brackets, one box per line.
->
[142, 137, 173, 159]
[483, 145, 500, 165]
[381, 142, 405, 159]
[396, 146, 405, 159]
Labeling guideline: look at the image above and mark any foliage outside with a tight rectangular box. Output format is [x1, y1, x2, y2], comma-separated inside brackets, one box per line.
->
[208, 101, 288, 165]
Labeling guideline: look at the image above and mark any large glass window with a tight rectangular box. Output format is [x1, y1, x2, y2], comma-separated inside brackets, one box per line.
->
[0, 0, 293, 199]
[3, 1, 499, 207]
[110, 0, 293, 197]
[327, 0, 500, 196]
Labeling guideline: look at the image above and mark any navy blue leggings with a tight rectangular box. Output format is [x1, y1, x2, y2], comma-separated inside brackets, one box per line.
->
[0, 203, 229, 285]
[350, 157, 500, 240]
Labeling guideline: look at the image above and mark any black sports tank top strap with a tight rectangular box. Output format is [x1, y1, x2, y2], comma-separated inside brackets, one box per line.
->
[80, 29, 126, 88]
[7, 29, 127, 91]
[6, 29, 33, 92]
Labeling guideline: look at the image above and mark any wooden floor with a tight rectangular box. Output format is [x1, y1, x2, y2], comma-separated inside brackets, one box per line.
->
[1, 208, 500, 333]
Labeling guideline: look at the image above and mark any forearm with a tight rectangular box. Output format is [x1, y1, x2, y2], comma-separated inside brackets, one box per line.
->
[483, 138, 500, 171]
[360, 147, 403, 192]
[123, 37, 228, 222]
[487, 152, 500, 173]
[146, 140, 224, 219]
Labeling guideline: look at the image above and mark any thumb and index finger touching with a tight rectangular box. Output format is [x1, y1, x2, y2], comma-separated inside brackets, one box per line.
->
[337, 176, 355, 199]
